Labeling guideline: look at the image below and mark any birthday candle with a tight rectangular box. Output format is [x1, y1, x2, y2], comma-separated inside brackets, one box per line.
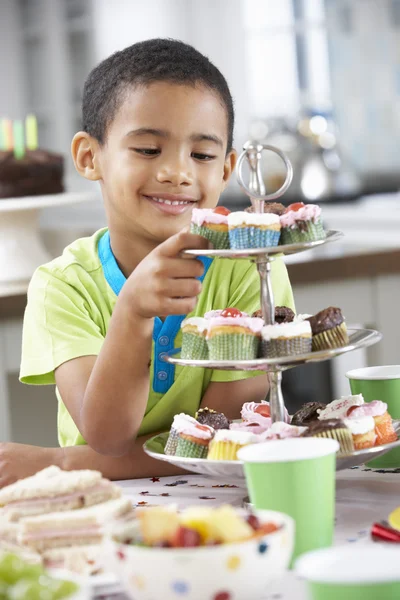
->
[1, 119, 13, 151]
[13, 120, 25, 159]
[25, 114, 38, 151]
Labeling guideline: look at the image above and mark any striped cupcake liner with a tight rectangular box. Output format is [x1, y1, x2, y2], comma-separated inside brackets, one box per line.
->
[261, 336, 312, 358]
[181, 332, 208, 360]
[312, 322, 349, 351]
[228, 227, 281, 250]
[280, 220, 326, 245]
[190, 223, 230, 249]
[207, 332, 259, 360]
[164, 428, 179, 456]
[207, 440, 246, 460]
[175, 436, 208, 459]
[308, 429, 355, 455]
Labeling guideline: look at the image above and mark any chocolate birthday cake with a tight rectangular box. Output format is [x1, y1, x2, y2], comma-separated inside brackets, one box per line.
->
[0, 149, 64, 198]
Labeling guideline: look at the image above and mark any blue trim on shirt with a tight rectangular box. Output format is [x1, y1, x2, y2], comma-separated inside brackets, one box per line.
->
[98, 230, 212, 394]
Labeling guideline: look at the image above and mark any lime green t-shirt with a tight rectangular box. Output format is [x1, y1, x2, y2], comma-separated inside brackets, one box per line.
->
[20, 228, 294, 447]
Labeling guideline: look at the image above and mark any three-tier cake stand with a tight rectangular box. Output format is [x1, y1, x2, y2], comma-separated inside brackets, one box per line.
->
[144, 142, 400, 476]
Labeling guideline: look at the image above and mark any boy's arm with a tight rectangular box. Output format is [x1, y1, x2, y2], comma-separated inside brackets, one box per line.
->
[0, 437, 187, 489]
[200, 375, 269, 420]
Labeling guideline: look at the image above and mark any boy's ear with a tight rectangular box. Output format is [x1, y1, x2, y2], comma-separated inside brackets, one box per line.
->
[221, 149, 238, 191]
[71, 132, 102, 181]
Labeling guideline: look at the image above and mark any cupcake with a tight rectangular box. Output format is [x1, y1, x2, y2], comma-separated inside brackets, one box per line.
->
[181, 317, 209, 359]
[317, 394, 364, 420]
[280, 202, 326, 245]
[307, 307, 349, 351]
[241, 401, 290, 426]
[244, 201, 286, 216]
[204, 308, 249, 319]
[196, 407, 230, 430]
[229, 421, 268, 435]
[165, 413, 199, 456]
[343, 416, 376, 450]
[252, 306, 295, 324]
[175, 422, 215, 459]
[260, 421, 308, 440]
[347, 401, 398, 446]
[190, 207, 230, 249]
[261, 320, 312, 358]
[291, 402, 327, 426]
[206, 314, 263, 360]
[207, 430, 258, 460]
[301, 418, 354, 454]
[227, 211, 281, 249]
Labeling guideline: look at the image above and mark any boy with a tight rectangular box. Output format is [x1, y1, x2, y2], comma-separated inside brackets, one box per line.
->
[0, 39, 294, 486]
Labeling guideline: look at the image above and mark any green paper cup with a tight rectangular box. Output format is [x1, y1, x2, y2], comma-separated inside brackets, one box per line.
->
[296, 546, 400, 600]
[237, 438, 339, 565]
[346, 365, 400, 467]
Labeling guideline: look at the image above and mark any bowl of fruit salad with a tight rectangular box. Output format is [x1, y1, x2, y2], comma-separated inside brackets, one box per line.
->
[0, 552, 86, 599]
[103, 504, 294, 600]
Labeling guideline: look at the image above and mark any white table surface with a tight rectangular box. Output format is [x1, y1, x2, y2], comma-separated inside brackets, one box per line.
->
[101, 466, 400, 600]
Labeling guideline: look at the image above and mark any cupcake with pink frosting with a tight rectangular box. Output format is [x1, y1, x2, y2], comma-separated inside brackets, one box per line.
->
[227, 211, 281, 249]
[206, 310, 263, 360]
[175, 421, 215, 459]
[280, 202, 326, 245]
[190, 206, 230, 249]
[165, 413, 199, 456]
[260, 421, 308, 440]
[241, 401, 290, 427]
[347, 400, 397, 446]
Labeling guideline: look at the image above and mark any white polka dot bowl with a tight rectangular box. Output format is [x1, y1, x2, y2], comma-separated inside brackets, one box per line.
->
[102, 508, 294, 600]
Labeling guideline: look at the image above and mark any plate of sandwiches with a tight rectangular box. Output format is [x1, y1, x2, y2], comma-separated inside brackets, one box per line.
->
[0, 466, 135, 595]
[143, 396, 400, 478]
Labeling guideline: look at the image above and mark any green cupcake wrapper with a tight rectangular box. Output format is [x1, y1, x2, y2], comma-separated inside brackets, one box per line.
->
[181, 332, 209, 360]
[207, 332, 259, 360]
[280, 220, 326, 245]
[312, 322, 349, 351]
[164, 428, 180, 456]
[190, 223, 230, 249]
[307, 429, 355, 455]
[175, 436, 208, 458]
[261, 336, 312, 358]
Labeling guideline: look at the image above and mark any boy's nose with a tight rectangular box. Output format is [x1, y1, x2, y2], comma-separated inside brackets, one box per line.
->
[156, 159, 194, 187]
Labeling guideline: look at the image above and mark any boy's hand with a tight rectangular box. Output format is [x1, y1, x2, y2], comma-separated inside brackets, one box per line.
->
[0, 443, 60, 488]
[125, 232, 212, 318]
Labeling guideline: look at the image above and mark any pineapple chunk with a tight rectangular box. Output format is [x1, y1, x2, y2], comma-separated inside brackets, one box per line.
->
[138, 507, 180, 545]
[207, 505, 254, 543]
[180, 507, 218, 543]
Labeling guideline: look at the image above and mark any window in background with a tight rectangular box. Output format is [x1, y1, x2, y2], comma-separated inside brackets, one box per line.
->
[243, 0, 331, 119]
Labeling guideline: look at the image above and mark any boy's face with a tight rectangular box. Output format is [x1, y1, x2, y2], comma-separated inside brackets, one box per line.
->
[94, 82, 235, 243]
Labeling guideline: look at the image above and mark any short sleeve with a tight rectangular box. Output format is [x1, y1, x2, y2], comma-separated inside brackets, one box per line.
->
[210, 257, 294, 383]
[20, 267, 104, 385]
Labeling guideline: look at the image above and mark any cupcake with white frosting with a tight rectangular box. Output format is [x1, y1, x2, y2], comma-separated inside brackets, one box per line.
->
[280, 202, 326, 245]
[181, 317, 209, 359]
[347, 400, 397, 446]
[343, 416, 376, 450]
[207, 429, 259, 460]
[227, 211, 281, 249]
[207, 314, 264, 360]
[165, 413, 199, 456]
[261, 320, 312, 358]
[190, 207, 230, 249]
[317, 394, 365, 420]
[175, 421, 215, 459]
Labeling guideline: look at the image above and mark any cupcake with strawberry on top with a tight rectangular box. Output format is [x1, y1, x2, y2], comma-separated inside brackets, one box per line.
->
[241, 400, 290, 427]
[280, 202, 326, 245]
[190, 206, 230, 249]
[346, 400, 397, 446]
[206, 308, 263, 360]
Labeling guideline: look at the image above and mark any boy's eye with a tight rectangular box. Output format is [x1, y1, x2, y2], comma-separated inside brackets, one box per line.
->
[132, 148, 160, 156]
[192, 152, 216, 161]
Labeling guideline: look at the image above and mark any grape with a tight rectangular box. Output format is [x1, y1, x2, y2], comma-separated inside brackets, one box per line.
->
[0, 554, 43, 584]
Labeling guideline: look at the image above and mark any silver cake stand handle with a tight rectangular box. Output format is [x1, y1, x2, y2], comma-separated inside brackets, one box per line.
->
[236, 142, 293, 423]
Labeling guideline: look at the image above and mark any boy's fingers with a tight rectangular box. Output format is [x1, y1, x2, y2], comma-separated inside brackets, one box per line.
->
[159, 231, 212, 257]
[163, 258, 204, 279]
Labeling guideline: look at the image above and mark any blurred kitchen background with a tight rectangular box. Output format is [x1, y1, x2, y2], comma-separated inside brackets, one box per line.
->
[1, 0, 399, 447]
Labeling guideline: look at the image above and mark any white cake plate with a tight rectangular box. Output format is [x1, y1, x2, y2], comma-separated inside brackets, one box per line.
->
[164, 328, 382, 372]
[0, 192, 98, 285]
[143, 421, 400, 478]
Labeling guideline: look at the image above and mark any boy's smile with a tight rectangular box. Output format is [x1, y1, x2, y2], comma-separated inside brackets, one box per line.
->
[94, 82, 236, 245]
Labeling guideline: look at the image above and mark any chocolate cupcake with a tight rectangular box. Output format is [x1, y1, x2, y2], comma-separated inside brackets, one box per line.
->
[251, 306, 295, 323]
[195, 407, 230, 430]
[244, 202, 286, 216]
[302, 418, 354, 454]
[307, 307, 349, 351]
[291, 402, 327, 426]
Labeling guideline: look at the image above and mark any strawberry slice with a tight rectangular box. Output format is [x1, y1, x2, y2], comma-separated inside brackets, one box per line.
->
[171, 526, 202, 548]
[346, 405, 359, 417]
[285, 202, 305, 213]
[213, 206, 230, 216]
[254, 404, 271, 417]
[220, 308, 243, 318]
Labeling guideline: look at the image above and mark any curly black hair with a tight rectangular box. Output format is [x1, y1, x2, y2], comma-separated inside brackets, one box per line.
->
[82, 38, 234, 152]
